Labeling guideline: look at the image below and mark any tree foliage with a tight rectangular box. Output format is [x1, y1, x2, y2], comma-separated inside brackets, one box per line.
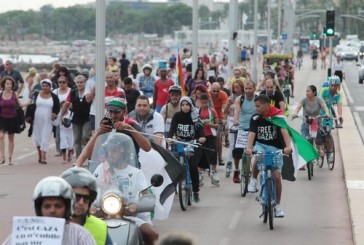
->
[0, 2, 192, 41]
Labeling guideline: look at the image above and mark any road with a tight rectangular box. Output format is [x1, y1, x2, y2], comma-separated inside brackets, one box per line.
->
[0, 55, 354, 245]
[341, 60, 364, 143]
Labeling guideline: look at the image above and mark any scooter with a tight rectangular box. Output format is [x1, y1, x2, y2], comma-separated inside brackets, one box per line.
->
[89, 132, 164, 245]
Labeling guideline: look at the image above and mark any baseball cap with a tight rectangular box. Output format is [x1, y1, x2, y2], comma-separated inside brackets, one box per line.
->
[107, 97, 127, 112]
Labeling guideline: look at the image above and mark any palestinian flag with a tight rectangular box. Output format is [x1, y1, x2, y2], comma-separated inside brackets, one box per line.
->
[176, 53, 186, 96]
[263, 106, 319, 175]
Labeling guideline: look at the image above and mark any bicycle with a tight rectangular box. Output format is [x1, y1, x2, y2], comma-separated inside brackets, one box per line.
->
[292, 115, 321, 180]
[318, 117, 335, 170]
[171, 142, 195, 211]
[240, 152, 251, 197]
[254, 151, 283, 230]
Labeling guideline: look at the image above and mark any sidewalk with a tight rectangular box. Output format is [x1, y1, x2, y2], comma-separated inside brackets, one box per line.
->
[339, 87, 364, 245]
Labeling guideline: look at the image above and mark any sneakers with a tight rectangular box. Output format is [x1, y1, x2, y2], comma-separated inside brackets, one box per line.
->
[210, 171, 220, 185]
[327, 152, 334, 162]
[233, 170, 241, 184]
[225, 162, 232, 177]
[248, 178, 258, 193]
[274, 204, 285, 218]
[193, 192, 200, 203]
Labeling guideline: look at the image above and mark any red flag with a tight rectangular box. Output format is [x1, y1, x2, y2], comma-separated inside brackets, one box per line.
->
[177, 53, 186, 96]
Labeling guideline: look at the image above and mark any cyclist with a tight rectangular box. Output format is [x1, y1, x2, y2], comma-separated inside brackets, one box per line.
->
[139, 64, 156, 99]
[60, 167, 113, 245]
[320, 76, 343, 129]
[292, 85, 330, 168]
[232, 81, 257, 183]
[160, 85, 182, 137]
[281, 59, 295, 98]
[245, 95, 292, 218]
[3, 176, 97, 244]
[167, 96, 206, 202]
[311, 46, 319, 69]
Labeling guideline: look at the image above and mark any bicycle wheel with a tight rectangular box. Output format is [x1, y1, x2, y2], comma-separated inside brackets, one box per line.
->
[267, 178, 274, 230]
[318, 155, 324, 168]
[307, 162, 313, 180]
[178, 180, 187, 211]
[241, 156, 250, 197]
[326, 134, 335, 170]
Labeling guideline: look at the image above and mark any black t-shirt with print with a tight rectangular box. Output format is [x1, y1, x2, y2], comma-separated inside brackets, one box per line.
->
[260, 90, 285, 109]
[249, 114, 285, 149]
[167, 111, 204, 141]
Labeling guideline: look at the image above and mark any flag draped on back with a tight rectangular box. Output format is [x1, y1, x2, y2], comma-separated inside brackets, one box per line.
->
[177, 53, 186, 96]
[263, 106, 319, 176]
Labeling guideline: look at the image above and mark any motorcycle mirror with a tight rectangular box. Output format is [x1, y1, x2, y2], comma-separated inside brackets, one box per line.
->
[150, 174, 164, 187]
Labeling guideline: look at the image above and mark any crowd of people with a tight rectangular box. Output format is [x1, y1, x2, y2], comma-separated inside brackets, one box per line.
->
[0, 45, 345, 244]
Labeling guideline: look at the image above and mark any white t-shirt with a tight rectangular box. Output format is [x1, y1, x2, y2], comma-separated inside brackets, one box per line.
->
[94, 164, 148, 203]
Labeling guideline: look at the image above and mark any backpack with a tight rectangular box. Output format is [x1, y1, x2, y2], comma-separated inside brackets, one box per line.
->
[240, 94, 257, 107]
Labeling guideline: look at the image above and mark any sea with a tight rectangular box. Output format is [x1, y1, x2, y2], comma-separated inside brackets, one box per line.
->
[0, 53, 60, 64]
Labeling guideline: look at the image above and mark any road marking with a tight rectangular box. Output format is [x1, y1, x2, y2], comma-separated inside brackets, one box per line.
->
[14, 143, 55, 160]
[353, 112, 364, 142]
[354, 106, 364, 111]
[228, 211, 242, 230]
[342, 82, 354, 104]
[346, 180, 364, 190]
[218, 238, 230, 245]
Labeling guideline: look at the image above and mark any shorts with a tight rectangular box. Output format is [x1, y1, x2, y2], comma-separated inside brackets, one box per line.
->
[253, 142, 283, 171]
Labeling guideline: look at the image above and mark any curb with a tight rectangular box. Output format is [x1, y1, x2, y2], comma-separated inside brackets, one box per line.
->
[339, 83, 364, 245]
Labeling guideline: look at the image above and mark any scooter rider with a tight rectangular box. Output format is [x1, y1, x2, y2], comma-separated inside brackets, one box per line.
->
[93, 133, 159, 245]
[60, 167, 113, 245]
[2, 176, 97, 244]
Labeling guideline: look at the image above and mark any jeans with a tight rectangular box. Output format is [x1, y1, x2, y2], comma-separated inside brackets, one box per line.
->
[72, 121, 91, 158]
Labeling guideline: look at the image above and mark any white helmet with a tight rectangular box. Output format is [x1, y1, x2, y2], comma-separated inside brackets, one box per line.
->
[33, 176, 75, 219]
[142, 64, 153, 72]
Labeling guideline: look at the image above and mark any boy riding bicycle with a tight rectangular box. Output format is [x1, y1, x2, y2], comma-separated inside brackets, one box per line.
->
[245, 95, 292, 218]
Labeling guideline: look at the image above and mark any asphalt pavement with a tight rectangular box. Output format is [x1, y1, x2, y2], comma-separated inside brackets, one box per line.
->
[0, 55, 357, 245]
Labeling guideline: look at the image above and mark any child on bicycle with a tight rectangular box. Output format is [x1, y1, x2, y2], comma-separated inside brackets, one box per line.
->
[245, 95, 292, 218]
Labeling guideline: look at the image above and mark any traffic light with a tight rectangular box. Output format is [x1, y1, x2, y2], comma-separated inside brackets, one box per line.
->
[326, 10, 335, 36]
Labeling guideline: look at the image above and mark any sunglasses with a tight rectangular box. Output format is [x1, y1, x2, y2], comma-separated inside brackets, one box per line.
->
[58, 81, 67, 84]
[212, 90, 220, 93]
[75, 194, 90, 203]
[108, 109, 122, 113]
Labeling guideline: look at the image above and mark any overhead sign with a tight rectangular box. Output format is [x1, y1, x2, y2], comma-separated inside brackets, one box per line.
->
[281, 33, 288, 40]
[11, 216, 65, 245]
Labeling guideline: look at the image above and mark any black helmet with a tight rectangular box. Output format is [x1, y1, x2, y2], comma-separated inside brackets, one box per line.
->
[168, 85, 182, 94]
[60, 167, 98, 208]
[33, 176, 74, 219]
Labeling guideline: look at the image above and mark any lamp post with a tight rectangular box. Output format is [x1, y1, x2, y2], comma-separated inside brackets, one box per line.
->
[95, 0, 106, 130]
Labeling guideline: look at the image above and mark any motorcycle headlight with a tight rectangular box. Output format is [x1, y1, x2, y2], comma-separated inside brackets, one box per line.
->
[102, 193, 123, 215]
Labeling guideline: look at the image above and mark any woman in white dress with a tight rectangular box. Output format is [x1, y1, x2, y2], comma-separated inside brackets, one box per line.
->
[32, 79, 60, 164]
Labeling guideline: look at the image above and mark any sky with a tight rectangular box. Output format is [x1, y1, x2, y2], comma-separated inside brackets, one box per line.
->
[0, 0, 168, 13]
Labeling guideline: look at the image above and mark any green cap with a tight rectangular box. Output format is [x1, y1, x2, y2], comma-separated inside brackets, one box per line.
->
[107, 97, 127, 111]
